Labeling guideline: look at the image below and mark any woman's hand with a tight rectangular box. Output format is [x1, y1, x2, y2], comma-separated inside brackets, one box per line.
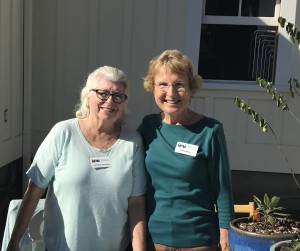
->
[219, 228, 230, 251]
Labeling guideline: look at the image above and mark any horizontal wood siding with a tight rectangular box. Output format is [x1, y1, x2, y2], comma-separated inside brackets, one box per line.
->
[28, 0, 300, 174]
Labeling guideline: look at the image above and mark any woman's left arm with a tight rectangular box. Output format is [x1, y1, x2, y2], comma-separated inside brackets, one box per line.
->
[219, 228, 230, 251]
[210, 124, 234, 250]
[128, 195, 146, 251]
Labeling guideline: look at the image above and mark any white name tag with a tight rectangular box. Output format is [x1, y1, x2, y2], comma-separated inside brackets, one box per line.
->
[90, 157, 111, 169]
[175, 142, 199, 157]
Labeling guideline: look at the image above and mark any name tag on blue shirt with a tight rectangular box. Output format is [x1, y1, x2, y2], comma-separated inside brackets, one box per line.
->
[90, 157, 111, 169]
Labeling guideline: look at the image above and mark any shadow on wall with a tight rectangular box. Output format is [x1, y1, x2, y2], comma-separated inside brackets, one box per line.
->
[231, 170, 300, 220]
[0, 158, 23, 248]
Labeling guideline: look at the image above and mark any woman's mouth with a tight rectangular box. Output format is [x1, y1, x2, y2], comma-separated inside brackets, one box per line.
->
[100, 106, 115, 112]
[165, 100, 180, 104]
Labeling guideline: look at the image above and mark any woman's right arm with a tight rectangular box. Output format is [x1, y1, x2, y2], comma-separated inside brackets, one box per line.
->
[6, 180, 46, 251]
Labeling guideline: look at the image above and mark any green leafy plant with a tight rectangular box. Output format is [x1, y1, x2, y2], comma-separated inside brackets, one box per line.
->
[278, 16, 300, 44]
[233, 77, 300, 134]
[233, 17, 300, 191]
[232, 17, 300, 248]
[279, 239, 300, 251]
[236, 194, 300, 236]
[252, 194, 290, 228]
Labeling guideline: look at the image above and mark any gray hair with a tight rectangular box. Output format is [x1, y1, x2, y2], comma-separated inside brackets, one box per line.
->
[75, 66, 129, 125]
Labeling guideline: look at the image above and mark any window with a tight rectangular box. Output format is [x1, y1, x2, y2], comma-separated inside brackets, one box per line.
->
[198, 0, 280, 83]
[205, 0, 277, 17]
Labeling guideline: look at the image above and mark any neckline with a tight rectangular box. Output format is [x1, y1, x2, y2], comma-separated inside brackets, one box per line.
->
[75, 118, 122, 151]
[160, 114, 206, 128]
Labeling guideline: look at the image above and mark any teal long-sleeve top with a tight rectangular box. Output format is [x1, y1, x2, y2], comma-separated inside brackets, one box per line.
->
[138, 113, 234, 247]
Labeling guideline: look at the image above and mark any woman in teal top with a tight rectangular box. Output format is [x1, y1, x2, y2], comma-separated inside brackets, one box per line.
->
[138, 50, 234, 251]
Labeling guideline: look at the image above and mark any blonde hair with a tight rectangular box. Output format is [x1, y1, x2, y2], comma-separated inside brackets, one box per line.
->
[75, 66, 129, 124]
[143, 49, 202, 95]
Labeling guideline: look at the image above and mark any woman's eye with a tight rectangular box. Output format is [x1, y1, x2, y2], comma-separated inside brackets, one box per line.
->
[159, 83, 168, 87]
[175, 83, 184, 88]
[98, 92, 109, 98]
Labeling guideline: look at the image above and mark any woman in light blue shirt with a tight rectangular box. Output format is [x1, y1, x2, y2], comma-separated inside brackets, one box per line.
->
[7, 66, 146, 251]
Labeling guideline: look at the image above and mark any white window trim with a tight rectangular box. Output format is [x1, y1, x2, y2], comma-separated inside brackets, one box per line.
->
[203, 16, 278, 26]
[185, 0, 297, 91]
[274, 0, 297, 88]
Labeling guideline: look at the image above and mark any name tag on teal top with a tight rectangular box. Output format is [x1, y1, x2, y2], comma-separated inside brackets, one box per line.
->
[175, 141, 199, 157]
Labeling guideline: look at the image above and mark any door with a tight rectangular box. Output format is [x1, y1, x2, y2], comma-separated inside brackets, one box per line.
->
[0, 0, 24, 168]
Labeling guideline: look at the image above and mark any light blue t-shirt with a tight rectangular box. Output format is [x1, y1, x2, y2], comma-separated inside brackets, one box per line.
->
[27, 118, 146, 251]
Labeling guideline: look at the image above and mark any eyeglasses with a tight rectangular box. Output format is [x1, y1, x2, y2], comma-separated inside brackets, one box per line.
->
[154, 83, 187, 92]
[90, 89, 127, 104]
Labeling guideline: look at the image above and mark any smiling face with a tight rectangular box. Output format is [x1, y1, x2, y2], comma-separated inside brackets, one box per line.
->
[153, 67, 191, 122]
[87, 77, 126, 125]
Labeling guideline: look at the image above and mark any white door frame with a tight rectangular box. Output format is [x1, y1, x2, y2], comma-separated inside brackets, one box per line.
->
[22, 0, 33, 192]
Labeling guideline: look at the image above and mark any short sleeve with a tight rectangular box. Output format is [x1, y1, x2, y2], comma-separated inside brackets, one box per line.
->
[27, 122, 66, 188]
[130, 132, 146, 196]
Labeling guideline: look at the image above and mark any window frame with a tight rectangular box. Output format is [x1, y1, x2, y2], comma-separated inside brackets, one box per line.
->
[185, 0, 297, 91]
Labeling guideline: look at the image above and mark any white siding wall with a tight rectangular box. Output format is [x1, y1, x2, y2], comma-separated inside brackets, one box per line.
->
[0, 0, 23, 168]
[29, 0, 190, 151]
[27, 0, 300, 175]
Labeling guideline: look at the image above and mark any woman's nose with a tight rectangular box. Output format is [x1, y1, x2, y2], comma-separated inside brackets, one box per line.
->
[105, 95, 114, 103]
[166, 85, 177, 95]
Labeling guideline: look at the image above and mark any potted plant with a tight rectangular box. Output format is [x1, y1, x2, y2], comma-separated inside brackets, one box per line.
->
[229, 194, 300, 251]
[230, 17, 300, 251]
[270, 239, 300, 251]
